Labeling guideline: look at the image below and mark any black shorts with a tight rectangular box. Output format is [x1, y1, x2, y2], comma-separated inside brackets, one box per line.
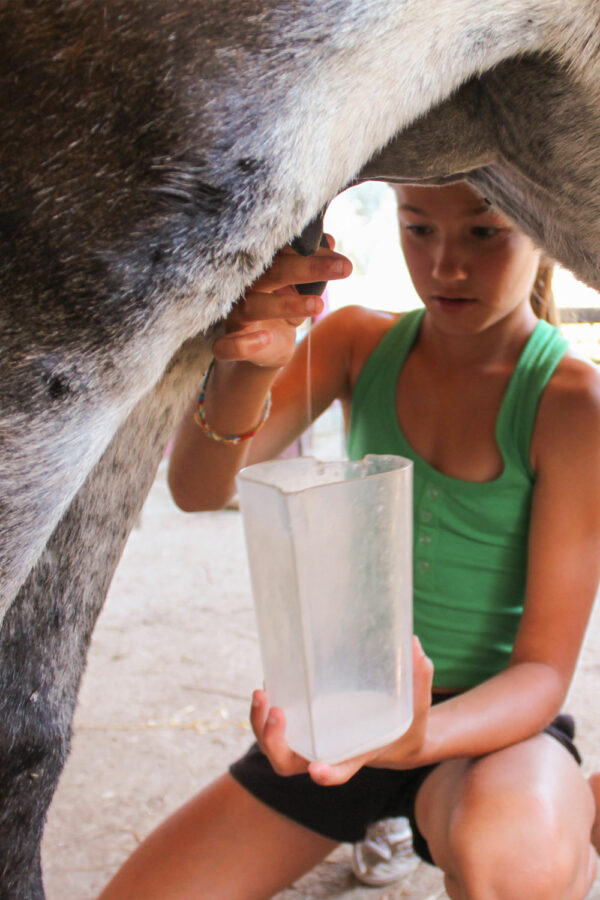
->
[229, 708, 581, 866]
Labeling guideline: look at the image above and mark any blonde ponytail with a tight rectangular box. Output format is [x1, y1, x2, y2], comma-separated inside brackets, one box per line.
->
[530, 257, 559, 325]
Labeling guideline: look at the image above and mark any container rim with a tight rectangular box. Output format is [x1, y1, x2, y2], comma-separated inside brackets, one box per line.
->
[236, 454, 413, 496]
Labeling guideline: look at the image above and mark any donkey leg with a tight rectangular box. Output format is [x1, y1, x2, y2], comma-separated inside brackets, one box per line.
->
[0, 339, 209, 899]
[0, 583, 77, 900]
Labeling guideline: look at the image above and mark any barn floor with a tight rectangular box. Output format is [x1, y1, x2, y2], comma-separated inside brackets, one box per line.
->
[42, 461, 600, 900]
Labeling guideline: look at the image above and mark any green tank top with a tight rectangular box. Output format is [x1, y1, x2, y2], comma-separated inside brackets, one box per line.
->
[348, 309, 568, 688]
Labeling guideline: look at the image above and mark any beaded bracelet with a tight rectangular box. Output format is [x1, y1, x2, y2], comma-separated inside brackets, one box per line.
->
[193, 360, 272, 445]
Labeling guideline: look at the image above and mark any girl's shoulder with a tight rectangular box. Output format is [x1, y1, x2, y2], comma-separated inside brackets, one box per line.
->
[544, 350, 600, 411]
[532, 350, 600, 468]
[316, 305, 402, 386]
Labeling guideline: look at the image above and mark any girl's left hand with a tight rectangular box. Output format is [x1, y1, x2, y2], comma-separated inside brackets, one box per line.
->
[250, 636, 434, 786]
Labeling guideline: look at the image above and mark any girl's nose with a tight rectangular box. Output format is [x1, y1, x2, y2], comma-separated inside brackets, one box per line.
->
[431, 238, 468, 282]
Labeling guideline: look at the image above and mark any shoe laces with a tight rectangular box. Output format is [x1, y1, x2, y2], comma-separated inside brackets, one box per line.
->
[361, 818, 412, 862]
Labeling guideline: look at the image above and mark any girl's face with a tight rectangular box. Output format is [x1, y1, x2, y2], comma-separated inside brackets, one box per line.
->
[396, 182, 541, 335]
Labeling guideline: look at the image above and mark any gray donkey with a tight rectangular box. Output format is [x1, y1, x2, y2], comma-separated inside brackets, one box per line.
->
[2, 1, 600, 896]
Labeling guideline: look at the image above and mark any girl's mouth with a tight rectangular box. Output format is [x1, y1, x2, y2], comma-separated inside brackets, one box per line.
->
[431, 295, 476, 311]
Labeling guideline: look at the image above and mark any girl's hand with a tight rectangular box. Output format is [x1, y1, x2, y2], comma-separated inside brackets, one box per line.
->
[355, 637, 434, 775]
[212, 240, 352, 369]
[250, 636, 434, 786]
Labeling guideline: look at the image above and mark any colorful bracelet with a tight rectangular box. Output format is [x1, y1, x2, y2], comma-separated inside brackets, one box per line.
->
[193, 360, 272, 445]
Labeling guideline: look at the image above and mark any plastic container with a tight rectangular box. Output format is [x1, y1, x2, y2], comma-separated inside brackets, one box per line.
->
[236, 454, 413, 764]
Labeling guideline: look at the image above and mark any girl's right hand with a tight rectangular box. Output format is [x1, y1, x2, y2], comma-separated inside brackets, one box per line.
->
[212, 240, 352, 369]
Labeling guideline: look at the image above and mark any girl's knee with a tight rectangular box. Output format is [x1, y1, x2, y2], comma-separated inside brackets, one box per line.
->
[443, 787, 589, 900]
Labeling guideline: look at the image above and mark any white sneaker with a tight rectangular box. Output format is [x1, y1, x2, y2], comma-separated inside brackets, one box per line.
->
[351, 817, 418, 886]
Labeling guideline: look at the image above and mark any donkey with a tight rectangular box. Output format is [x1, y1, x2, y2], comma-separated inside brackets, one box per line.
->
[2, 1, 600, 895]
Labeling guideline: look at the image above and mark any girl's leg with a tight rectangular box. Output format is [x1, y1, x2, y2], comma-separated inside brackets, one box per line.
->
[590, 772, 600, 854]
[97, 772, 337, 900]
[414, 733, 597, 900]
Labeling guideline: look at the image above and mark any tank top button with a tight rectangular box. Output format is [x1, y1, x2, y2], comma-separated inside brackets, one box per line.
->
[426, 485, 439, 500]
[420, 509, 432, 523]
[419, 533, 431, 546]
[418, 560, 431, 572]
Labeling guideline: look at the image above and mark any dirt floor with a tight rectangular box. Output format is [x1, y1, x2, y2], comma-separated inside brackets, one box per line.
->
[42, 462, 600, 900]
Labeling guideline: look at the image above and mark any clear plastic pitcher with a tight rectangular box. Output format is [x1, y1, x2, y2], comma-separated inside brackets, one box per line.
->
[236, 454, 413, 764]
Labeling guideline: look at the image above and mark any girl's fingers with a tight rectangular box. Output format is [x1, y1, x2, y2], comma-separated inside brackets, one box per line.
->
[409, 635, 434, 740]
[307, 749, 376, 787]
[253, 248, 351, 293]
[215, 288, 316, 363]
[250, 692, 305, 775]
[213, 322, 300, 367]
[235, 290, 323, 324]
[412, 635, 434, 714]
[212, 328, 273, 361]
[260, 707, 308, 776]
[250, 694, 311, 776]
[250, 689, 269, 740]
[260, 707, 294, 770]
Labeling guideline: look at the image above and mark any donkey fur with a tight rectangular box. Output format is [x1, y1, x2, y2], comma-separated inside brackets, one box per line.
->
[2, 1, 600, 895]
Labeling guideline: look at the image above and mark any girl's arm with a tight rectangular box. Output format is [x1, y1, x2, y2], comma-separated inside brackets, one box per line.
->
[167, 243, 353, 511]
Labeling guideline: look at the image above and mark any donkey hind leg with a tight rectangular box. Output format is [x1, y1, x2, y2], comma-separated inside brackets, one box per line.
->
[0, 338, 210, 899]
[0, 589, 73, 900]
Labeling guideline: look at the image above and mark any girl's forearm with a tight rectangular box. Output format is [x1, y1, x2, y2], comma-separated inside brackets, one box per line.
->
[166, 244, 352, 513]
[202, 358, 279, 440]
[168, 360, 278, 512]
[415, 661, 565, 767]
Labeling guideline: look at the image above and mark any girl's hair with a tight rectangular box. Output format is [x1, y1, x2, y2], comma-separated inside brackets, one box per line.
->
[530, 256, 560, 325]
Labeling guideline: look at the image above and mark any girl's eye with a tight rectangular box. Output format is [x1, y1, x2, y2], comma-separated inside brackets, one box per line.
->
[471, 226, 502, 239]
[404, 224, 433, 237]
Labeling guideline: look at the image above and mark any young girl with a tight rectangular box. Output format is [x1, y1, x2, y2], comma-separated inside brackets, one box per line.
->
[100, 182, 600, 900]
